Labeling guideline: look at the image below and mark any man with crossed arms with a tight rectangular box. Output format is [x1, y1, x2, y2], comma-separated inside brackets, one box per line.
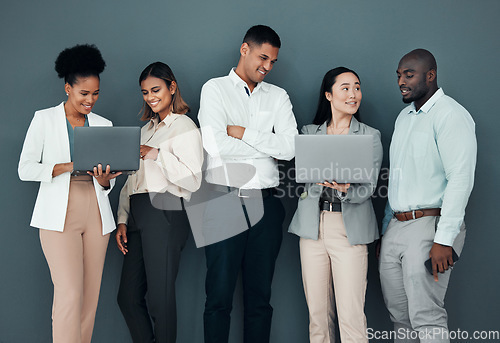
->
[198, 25, 297, 343]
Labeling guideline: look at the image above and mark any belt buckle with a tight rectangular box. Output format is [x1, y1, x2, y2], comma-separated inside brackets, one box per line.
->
[412, 210, 416, 220]
[238, 188, 250, 198]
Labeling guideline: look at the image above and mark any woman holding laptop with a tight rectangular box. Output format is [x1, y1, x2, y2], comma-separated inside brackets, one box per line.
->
[115, 62, 203, 343]
[18, 44, 120, 343]
[289, 67, 383, 343]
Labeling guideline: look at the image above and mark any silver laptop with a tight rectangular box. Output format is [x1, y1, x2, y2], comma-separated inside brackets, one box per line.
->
[295, 135, 374, 183]
[73, 127, 141, 175]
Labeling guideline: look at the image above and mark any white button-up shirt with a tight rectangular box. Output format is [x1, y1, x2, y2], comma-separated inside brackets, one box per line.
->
[198, 69, 298, 189]
[383, 88, 477, 246]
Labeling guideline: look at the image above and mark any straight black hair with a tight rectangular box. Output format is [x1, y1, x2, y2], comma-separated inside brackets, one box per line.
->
[312, 67, 361, 125]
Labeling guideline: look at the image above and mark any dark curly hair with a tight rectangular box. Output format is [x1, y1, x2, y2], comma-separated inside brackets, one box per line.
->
[54, 44, 106, 85]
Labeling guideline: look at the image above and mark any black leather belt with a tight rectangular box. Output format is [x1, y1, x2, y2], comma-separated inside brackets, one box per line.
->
[131, 192, 185, 211]
[209, 184, 277, 198]
[319, 200, 342, 212]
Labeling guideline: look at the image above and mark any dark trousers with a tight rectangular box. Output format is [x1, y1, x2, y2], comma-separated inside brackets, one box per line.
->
[117, 193, 189, 343]
[203, 192, 285, 343]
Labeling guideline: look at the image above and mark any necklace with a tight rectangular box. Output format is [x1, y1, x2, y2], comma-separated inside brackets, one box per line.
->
[327, 125, 349, 135]
[68, 113, 85, 122]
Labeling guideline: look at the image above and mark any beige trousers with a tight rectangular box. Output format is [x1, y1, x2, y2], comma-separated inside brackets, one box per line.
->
[300, 211, 368, 343]
[39, 176, 110, 343]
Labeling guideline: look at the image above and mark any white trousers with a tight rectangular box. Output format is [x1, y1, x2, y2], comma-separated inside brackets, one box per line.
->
[300, 211, 368, 343]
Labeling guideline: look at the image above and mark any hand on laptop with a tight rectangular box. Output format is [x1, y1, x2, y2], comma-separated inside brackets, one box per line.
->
[140, 145, 159, 160]
[87, 163, 122, 188]
[317, 181, 351, 193]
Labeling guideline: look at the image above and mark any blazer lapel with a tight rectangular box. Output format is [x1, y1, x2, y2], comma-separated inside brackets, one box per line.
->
[55, 102, 71, 161]
[316, 122, 328, 135]
[349, 116, 361, 135]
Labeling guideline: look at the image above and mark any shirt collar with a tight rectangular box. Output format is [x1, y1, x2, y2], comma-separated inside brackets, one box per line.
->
[407, 88, 445, 115]
[228, 68, 270, 94]
[148, 113, 181, 129]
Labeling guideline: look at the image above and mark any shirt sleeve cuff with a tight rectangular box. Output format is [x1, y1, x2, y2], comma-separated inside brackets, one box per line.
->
[433, 229, 455, 247]
[241, 127, 258, 145]
[43, 163, 57, 183]
[117, 216, 128, 226]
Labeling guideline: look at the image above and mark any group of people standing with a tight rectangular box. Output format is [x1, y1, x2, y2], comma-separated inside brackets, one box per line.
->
[18, 24, 476, 343]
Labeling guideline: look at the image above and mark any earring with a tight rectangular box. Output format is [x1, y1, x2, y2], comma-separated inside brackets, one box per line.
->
[66, 93, 69, 96]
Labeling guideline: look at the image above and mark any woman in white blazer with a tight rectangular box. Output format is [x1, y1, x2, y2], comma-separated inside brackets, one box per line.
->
[18, 44, 120, 343]
[289, 67, 383, 343]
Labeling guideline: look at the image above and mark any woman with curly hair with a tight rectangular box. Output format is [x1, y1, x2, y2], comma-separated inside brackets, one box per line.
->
[18, 44, 120, 343]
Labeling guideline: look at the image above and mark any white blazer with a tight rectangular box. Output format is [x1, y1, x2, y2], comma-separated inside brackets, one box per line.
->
[18, 102, 116, 235]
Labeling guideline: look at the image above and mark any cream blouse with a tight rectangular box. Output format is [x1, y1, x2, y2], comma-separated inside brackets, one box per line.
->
[117, 113, 203, 225]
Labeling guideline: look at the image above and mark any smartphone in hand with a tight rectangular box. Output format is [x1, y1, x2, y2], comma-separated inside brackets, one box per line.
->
[424, 248, 460, 275]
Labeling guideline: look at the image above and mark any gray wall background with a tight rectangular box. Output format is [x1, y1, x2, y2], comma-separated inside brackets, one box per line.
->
[1, 0, 499, 342]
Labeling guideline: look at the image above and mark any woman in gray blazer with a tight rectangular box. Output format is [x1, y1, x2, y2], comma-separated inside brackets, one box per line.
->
[289, 67, 383, 343]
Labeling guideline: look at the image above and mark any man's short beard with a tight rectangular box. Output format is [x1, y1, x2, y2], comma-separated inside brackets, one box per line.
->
[402, 77, 428, 104]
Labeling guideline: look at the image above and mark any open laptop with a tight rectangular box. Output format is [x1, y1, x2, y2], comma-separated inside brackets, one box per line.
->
[73, 127, 141, 175]
[295, 135, 374, 183]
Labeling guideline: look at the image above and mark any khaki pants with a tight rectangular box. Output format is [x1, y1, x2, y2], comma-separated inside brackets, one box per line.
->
[39, 176, 109, 343]
[300, 211, 368, 343]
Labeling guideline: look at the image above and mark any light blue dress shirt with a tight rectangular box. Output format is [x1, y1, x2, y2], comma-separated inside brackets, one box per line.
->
[382, 88, 477, 246]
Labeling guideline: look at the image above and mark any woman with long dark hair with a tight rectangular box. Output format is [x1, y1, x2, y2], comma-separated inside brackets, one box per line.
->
[289, 67, 383, 343]
[18, 44, 120, 343]
[115, 62, 203, 343]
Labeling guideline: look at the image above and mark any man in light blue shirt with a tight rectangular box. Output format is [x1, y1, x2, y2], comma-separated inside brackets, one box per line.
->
[379, 49, 476, 342]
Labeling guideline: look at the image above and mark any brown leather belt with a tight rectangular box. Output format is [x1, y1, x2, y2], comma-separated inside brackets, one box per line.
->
[394, 208, 441, 221]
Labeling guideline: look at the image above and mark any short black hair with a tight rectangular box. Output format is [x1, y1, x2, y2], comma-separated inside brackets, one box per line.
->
[54, 44, 106, 85]
[402, 48, 437, 72]
[243, 25, 281, 48]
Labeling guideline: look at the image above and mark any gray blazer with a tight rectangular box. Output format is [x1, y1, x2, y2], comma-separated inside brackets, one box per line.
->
[288, 117, 383, 245]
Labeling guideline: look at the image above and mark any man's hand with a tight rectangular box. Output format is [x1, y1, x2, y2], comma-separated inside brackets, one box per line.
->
[227, 125, 246, 140]
[429, 243, 453, 282]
